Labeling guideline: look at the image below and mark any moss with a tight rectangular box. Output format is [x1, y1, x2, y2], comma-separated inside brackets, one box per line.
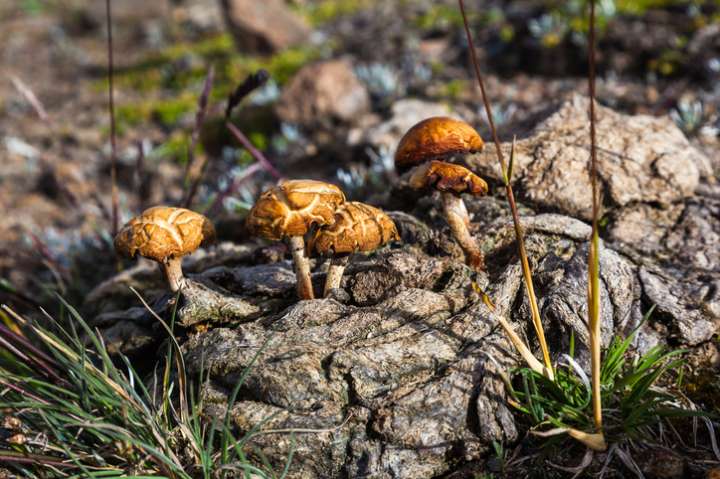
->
[414, 4, 467, 30]
[108, 34, 319, 135]
[615, 0, 675, 15]
[298, 0, 374, 26]
[440, 79, 467, 101]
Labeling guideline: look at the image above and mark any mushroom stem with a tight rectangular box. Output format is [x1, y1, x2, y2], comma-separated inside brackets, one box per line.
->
[323, 255, 350, 297]
[441, 192, 485, 270]
[163, 257, 187, 292]
[287, 236, 314, 300]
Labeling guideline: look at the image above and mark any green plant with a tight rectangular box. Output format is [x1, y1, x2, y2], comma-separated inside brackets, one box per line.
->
[0, 296, 292, 478]
[508, 309, 697, 444]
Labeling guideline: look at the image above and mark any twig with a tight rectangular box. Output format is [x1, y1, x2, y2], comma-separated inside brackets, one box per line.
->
[458, 0, 553, 379]
[205, 162, 264, 216]
[586, 0, 604, 435]
[9, 75, 48, 121]
[105, 0, 119, 237]
[182, 66, 216, 208]
[135, 140, 150, 211]
[226, 121, 283, 180]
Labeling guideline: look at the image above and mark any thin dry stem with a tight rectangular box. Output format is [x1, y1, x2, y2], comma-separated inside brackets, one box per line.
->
[587, 0, 604, 434]
[226, 121, 283, 180]
[182, 66, 216, 208]
[458, 0, 553, 378]
[105, 0, 119, 238]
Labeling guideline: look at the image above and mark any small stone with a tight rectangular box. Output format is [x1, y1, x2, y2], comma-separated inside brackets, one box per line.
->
[275, 59, 370, 128]
[219, 0, 310, 54]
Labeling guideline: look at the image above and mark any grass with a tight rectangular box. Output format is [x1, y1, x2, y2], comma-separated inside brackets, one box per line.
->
[0, 297, 293, 478]
[508, 310, 700, 446]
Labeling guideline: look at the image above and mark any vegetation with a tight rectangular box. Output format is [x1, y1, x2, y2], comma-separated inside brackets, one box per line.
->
[0, 299, 292, 478]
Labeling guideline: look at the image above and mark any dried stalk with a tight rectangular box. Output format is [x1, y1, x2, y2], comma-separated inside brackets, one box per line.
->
[458, 0, 553, 380]
[587, 0, 604, 437]
[182, 66, 216, 208]
[105, 0, 119, 237]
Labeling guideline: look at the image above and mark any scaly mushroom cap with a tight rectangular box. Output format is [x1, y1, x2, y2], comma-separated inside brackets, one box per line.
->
[395, 116, 484, 171]
[114, 206, 215, 262]
[246, 179, 346, 241]
[408, 160, 489, 196]
[311, 202, 399, 255]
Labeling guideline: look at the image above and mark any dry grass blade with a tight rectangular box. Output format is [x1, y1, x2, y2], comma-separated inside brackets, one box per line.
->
[532, 427, 607, 451]
[458, 0, 553, 380]
[105, 0, 119, 237]
[10, 75, 48, 121]
[183, 66, 216, 208]
[226, 121, 283, 180]
[586, 0, 604, 437]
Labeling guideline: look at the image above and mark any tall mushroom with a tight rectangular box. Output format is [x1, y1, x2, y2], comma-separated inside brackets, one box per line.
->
[311, 201, 399, 297]
[395, 116, 488, 270]
[114, 206, 216, 292]
[246, 179, 345, 299]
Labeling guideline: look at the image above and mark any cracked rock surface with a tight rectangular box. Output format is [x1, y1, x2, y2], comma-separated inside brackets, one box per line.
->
[87, 99, 719, 477]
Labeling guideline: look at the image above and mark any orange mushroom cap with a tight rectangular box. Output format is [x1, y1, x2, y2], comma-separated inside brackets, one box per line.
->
[114, 206, 215, 262]
[394, 116, 484, 171]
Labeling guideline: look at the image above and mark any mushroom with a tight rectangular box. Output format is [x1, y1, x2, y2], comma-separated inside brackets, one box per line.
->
[114, 206, 215, 292]
[311, 201, 399, 297]
[395, 116, 488, 270]
[246, 179, 346, 300]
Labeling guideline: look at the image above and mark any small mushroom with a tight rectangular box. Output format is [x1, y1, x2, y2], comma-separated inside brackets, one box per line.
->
[114, 206, 215, 292]
[311, 201, 399, 297]
[395, 116, 488, 270]
[246, 179, 346, 299]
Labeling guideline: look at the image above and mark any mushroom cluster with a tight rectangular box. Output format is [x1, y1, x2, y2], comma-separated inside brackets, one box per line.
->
[113, 116, 489, 312]
[395, 116, 488, 270]
[246, 180, 399, 299]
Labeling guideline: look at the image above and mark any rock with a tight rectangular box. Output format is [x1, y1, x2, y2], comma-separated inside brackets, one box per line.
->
[467, 94, 706, 221]
[637, 446, 686, 479]
[538, 241, 640, 361]
[361, 99, 451, 154]
[639, 268, 717, 346]
[219, 0, 310, 54]
[179, 242, 545, 477]
[176, 279, 261, 326]
[275, 59, 370, 129]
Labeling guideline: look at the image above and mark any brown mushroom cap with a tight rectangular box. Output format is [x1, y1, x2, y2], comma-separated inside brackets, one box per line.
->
[395, 116, 484, 171]
[311, 202, 399, 255]
[246, 179, 346, 241]
[114, 206, 215, 262]
[408, 160, 489, 196]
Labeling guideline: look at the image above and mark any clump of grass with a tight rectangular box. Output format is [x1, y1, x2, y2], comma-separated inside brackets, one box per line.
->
[509, 309, 699, 450]
[0, 298, 291, 478]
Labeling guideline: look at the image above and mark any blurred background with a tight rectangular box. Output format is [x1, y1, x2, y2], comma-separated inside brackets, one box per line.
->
[1, 0, 719, 309]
